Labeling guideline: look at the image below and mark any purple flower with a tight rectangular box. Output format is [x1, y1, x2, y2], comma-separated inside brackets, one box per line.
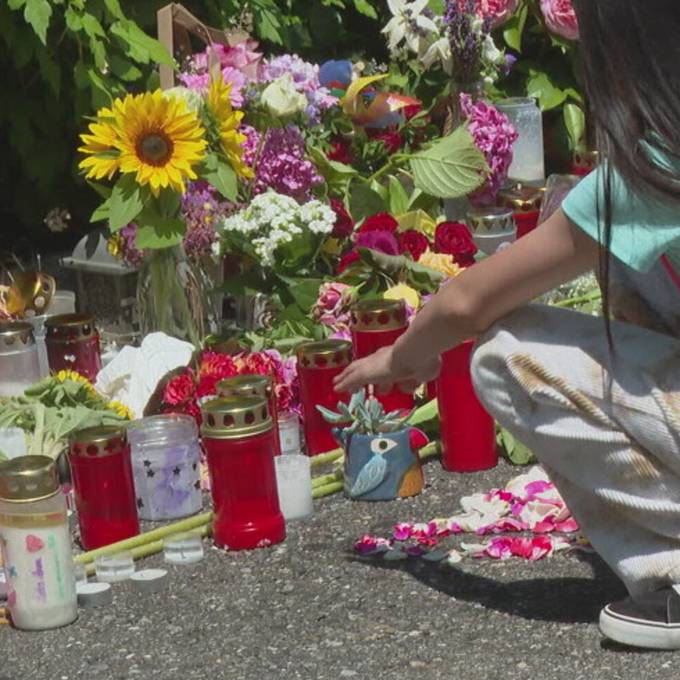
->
[181, 182, 234, 259]
[444, 0, 490, 82]
[355, 230, 400, 256]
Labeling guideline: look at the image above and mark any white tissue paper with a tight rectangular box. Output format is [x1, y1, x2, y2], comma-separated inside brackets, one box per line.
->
[95, 332, 194, 419]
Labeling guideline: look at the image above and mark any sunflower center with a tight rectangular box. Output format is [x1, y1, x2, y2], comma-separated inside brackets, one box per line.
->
[137, 132, 173, 166]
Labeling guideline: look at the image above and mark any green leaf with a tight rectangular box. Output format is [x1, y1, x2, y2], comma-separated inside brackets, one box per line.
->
[64, 6, 82, 31]
[108, 174, 145, 233]
[276, 276, 323, 311]
[103, 0, 124, 19]
[353, 0, 377, 19]
[37, 50, 60, 97]
[350, 183, 386, 221]
[135, 213, 185, 249]
[23, 0, 52, 44]
[202, 154, 238, 201]
[409, 126, 488, 199]
[503, 2, 528, 52]
[498, 427, 535, 465]
[90, 200, 111, 223]
[408, 398, 438, 427]
[255, 8, 285, 45]
[108, 55, 142, 82]
[156, 189, 181, 219]
[8, 0, 26, 10]
[82, 13, 105, 39]
[525, 70, 568, 111]
[387, 175, 409, 215]
[563, 101, 586, 150]
[357, 248, 444, 293]
[110, 19, 173, 66]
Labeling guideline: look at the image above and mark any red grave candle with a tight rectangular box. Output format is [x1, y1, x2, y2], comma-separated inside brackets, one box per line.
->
[498, 185, 545, 239]
[296, 340, 352, 457]
[68, 426, 140, 550]
[571, 149, 599, 178]
[437, 341, 498, 473]
[45, 314, 102, 382]
[201, 396, 285, 551]
[350, 299, 414, 413]
[218, 374, 282, 456]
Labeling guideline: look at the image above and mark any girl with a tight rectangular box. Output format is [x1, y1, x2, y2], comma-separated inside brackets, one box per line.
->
[335, 0, 680, 651]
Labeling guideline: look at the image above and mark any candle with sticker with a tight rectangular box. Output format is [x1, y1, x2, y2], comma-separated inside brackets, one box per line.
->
[218, 374, 282, 456]
[68, 426, 140, 550]
[44, 313, 102, 382]
[0, 456, 77, 630]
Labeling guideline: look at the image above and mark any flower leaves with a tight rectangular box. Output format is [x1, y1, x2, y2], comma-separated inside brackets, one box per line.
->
[317, 391, 412, 435]
[201, 153, 238, 201]
[108, 174, 145, 233]
[22, 0, 51, 45]
[409, 125, 488, 199]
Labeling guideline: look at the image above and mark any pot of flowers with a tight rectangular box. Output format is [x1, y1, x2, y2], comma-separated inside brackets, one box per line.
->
[318, 392, 428, 502]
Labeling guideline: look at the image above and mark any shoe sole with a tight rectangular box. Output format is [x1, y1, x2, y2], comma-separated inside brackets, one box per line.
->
[600, 605, 680, 650]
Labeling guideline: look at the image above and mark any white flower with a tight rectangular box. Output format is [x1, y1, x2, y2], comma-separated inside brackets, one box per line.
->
[482, 35, 504, 66]
[382, 0, 438, 55]
[420, 35, 453, 73]
[261, 74, 308, 117]
[163, 86, 204, 113]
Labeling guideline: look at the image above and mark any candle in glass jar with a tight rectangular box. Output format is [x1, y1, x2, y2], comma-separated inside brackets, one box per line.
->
[218, 374, 281, 456]
[201, 396, 285, 551]
[69, 426, 140, 550]
[350, 299, 414, 413]
[0, 322, 41, 397]
[44, 314, 102, 382]
[296, 340, 352, 456]
[278, 411, 301, 455]
[0, 456, 77, 630]
[498, 184, 545, 239]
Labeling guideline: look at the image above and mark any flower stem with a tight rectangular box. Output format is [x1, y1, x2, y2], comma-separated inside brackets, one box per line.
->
[309, 448, 344, 467]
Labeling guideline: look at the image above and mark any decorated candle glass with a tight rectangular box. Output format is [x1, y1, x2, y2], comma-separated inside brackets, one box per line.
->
[296, 340, 352, 456]
[437, 341, 497, 473]
[278, 411, 301, 455]
[44, 313, 102, 381]
[68, 426, 140, 550]
[350, 299, 414, 413]
[466, 207, 517, 256]
[498, 184, 545, 239]
[201, 397, 285, 551]
[218, 374, 281, 456]
[127, 414, 203, 521]
[0, 456, 77, 630]
[0, 322, 41, 397]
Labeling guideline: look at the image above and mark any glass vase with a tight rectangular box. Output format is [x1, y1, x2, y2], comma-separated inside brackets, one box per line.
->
[136, 245, 203, 346]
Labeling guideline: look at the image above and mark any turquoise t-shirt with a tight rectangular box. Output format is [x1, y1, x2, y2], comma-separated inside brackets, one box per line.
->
[562, 165, 680, 272]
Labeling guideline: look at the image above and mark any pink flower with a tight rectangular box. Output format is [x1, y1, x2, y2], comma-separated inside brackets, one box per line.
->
[354, 535, 391, 555]
[163, 372, 196, 406]
[540, 0, 579, 41]
[454, 0, 518, 27]
[312, 282, 354, 335]
[393, 523, 413, 541]
[355, 230, 400, 256]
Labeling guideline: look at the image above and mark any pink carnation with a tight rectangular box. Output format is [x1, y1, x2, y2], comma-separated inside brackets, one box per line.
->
[456, 0, 518, 27]
[540, 0, 579, 41]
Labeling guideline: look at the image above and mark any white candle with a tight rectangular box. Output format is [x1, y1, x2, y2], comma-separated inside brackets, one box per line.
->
[496, 98, 545, 183]
[275, 454, 313, 521]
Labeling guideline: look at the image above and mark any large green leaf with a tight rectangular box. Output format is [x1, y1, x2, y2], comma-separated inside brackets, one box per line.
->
[23, 0, 51, 44]
[108, 174, 145, 233]
[350, 183, 386, 221]
[110, 19, 173, 66]
[201, 154, 238, 201]
[353, 0, 377, 18]
[503, 2, 529, 52]
[276, 275, 324, 311]
[387, 175, 409, 215]
[135, 210, 185, 249]
[563, 101, 586, 150]
[357, 248, 444, 293]
[409, 126, 488, 200]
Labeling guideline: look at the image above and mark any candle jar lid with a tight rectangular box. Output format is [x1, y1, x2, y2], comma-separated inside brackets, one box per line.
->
[350, 298, 407, 332]
[0, 321, 36, 354]
[45, 313, 98, 343]
[217, 374, 273, 401]
[466, 207, 516, 235]
[0, 455, 60, 503]
[296, 339, 352, 369]
[69, 425, 128, 458]
[127, 414, 197, 448]
[200, 396, 272, 440]
[498, 184, 544, 214]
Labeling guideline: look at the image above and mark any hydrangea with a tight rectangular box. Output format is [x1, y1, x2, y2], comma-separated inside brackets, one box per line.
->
[460, 93, 518, 205]
[219, 191, 335, 267]
[241, 125, 323, 202]
[259, 54, 336, 121]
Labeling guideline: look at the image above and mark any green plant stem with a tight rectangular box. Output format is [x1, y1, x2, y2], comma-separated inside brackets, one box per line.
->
[312, 481, 344, 498]
[311, 470, 343, 489]
[74, 512, 213, 565]
[365, 154, 408, 185]
[309, 448, 344, 467]
[553, 290, 601, 308]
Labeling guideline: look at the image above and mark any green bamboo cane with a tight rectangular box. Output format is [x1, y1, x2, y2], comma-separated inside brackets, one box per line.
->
[309, 448, 343, 467]
[311, 470, 343, 489]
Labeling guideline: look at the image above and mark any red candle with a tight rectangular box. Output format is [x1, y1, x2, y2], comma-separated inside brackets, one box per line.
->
[437, 341, 497, 473]
[68, 426, 140, 550]
[296, 340, 352, 456]
[201, 396, 285, 551]
[350, 299, 414, 413]
[45, 314, 102, 382]
[498, 185, 544, 239]
[218, 374, 282, 456]
[571, 150, 599, 177]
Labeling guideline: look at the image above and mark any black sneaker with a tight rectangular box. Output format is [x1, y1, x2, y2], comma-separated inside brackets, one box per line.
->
[600, 586, 680, 649]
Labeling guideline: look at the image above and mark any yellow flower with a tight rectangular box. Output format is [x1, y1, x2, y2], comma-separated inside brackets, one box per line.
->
[79, 90, 208, 196]
[384, 283, 420, 309]
[206, 77, 253, 179]
[396, 210, 437, 237]
[55, 370, 97, 395]
[107, 234, 123, 260]
[108, 400, 134, 420]
[418, 249, 462, 279]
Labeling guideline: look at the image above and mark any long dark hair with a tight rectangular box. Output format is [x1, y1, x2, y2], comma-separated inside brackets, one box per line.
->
[572, 0, 680, 334]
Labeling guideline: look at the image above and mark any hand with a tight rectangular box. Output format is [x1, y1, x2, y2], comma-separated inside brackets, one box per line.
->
[334, 345, 441, 395]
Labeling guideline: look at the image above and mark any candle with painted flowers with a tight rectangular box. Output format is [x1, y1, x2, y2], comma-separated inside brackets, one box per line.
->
[296, 340, 352, 456]
[44, 313, 102, 381]
[0, 456, 77, 630]
[350, 299, 414, 413]
[201, 397, 285, 551]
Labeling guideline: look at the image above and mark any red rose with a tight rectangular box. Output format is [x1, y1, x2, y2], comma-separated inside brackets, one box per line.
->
[337, 250, 361, 274]
[367, 128, 403, 155]
[404, 101, 423, 121]
[359, 212, 399, 234]
[434, 222, 478, 267]
[163, 371, 196, 406]
[330, 199, 355, 238]
[328, 138, 354, 165]
[398, 230, 431, 261]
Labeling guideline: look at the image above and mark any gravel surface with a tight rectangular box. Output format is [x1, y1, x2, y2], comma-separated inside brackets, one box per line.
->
[2, 459, 675, 680]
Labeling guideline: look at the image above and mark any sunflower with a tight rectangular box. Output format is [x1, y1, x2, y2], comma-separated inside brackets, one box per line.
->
[107, 400, 134, 420]
[206, 77, 253, 179]
[55, 369, 98, 396]
[78, 106, 121, 180]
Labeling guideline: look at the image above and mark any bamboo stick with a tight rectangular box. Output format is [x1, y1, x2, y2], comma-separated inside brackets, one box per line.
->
[309, 448, 343, 467]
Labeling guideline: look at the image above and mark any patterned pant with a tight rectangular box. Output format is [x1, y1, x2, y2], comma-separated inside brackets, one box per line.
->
[471, 260, 680, 600]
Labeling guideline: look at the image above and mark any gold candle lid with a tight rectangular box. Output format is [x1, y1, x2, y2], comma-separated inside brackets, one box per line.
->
[45, 313, 98, 343]
[498, 184, 544, 214]
[296, 339, 352, 369]
[69, 425, 128, 458]
[350, 299, 407, 332]
[200, 396, 272, 440]
[0, 321, 36, 351]
[466, 207, 516, 234]
[0, 455, 60, 503]
[217, 374, 273, 401]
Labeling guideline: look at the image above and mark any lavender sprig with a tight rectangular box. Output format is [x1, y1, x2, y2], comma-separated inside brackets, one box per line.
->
[444, 0, 490, 83]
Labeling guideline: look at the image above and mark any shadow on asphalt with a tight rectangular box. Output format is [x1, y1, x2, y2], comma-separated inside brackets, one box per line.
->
[350, 550, 627, 625]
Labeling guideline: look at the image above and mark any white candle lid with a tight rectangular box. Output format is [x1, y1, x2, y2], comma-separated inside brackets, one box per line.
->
[77, 582, 113, 608]
[130, 568, 168, 594]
